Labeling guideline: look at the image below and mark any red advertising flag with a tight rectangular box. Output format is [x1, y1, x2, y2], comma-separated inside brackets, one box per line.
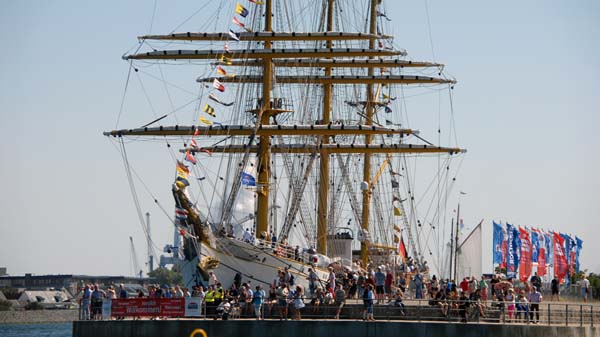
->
[537, 247, 547, 276]
[553, 232, 568, 282]
[111, 298, 184, 317]
[518, 227, 532, 282]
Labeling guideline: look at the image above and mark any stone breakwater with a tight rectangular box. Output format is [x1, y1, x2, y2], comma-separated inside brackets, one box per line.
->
[0, 310, 78, 324]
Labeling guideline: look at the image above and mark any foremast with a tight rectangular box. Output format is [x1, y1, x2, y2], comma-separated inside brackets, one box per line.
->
[256, 0, 274, 240]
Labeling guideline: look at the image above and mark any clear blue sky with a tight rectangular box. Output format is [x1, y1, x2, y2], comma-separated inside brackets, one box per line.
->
[0, 0, 598, 277]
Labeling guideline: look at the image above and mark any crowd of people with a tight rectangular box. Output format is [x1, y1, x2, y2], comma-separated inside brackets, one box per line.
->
[78, 264, 593, 324]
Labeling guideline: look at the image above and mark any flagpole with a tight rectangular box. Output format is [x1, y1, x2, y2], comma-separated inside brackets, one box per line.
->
[453, 192, 465, 281]
[449, 217, 454, 279]
[453, 201, 459, 281]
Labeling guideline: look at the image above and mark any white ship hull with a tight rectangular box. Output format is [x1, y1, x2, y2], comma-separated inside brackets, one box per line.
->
[180, 237, 329, 291]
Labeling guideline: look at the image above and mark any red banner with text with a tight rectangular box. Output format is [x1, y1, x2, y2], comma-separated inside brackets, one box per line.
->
[111, 298, 185, 317]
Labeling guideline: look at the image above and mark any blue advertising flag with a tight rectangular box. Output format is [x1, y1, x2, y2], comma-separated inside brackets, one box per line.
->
[493, 222, 504, 265]
[506, 223, 516, 279]
[545, 231, 553, 264]
[575, 237, 583, 273]
[513, 225, 521, 277]
[531, 230, 539, 263]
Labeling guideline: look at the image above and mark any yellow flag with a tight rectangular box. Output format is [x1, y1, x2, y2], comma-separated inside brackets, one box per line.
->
[203, 103, 216, 117]
[220, 55, 232, 65]
[199, 116, 213, 125]
[394, 207, 402, 216]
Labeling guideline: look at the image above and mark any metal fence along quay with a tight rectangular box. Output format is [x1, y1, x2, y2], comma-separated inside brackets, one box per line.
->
[79, 298, 599, 327]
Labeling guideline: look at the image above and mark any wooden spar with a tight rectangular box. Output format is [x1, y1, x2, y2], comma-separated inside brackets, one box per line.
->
[197, 75, 456, 85]
[215, 59, 444, 69]
[371, 154, 391, 189]
[183, 144, 466, 155]
[103, 125, 418, 137]
[138, 31, 392, 42]
[317, 0, 335, 255]
[123, 48, 403, 61]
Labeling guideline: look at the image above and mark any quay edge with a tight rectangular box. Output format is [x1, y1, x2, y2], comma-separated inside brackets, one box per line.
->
[73, 320, 599, 337]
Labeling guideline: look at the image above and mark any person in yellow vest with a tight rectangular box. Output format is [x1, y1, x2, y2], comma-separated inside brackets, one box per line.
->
[214, 283, 225, 307]
[205, 285, 216, 318]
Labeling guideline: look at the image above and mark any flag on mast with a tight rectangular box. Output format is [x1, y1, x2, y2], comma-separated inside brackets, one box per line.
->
[232, 17, 246, 29]
[208, 93, 234, 106]
[203, 103, 216, 117]
[235, 3, 249, 17]
[228, 29, 240, 41]
[212, 79, 225, 92]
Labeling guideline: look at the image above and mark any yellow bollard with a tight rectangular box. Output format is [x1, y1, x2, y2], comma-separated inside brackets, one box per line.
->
[190, 328, 207, 337]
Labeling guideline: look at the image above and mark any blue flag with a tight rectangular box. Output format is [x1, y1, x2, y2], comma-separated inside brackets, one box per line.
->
[493, 222, 505, 265]
[545, 231, 553, 264]
[512, 225, 521, 277]
[575, 237, 583, 273]
[531, 230, 539, 263]
[506, 223, 516, 279]
[241, 171, 256, 186]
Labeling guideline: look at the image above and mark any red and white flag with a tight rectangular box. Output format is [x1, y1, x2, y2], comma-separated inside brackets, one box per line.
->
[232, 17, 246, 29]
[212, 78, 225, 92]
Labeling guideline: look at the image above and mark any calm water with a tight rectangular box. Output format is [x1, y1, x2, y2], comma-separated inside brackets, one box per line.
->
[0, 323, 72, 337]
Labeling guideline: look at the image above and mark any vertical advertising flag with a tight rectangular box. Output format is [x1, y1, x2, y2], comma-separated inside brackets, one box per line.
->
[553, 232, 568, 282]
[560, 233, 572, 284]
[493, 222, 505, 266]
[506, 223, 516, 279]
[512, 225, 521, 279]
[531, 229, 539, 264]
[519, 227, 532, 282]
[575, 237, 583, 273]
[537, 231, 547, 276]
[545, 231, 553, 265]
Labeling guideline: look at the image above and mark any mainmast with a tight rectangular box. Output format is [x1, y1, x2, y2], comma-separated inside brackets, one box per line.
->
[317, 0, 335, 255]
[360, 0, 379, 265]
[256, 0, 274, 239]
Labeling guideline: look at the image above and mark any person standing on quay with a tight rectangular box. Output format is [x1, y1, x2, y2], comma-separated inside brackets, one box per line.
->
[334, 283, 346, 319]
[362, 284, 375, 321]
[581, 275, 591, 303]
[551, 277, 560, 302]
[528, 287, 542, 323]
[253, 285, 265, 320]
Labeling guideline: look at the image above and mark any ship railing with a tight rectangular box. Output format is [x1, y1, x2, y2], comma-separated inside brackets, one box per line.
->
[252, 237, 308, 264]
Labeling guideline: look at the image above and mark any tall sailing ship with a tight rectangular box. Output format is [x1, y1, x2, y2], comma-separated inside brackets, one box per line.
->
[104, 0, 466, 289]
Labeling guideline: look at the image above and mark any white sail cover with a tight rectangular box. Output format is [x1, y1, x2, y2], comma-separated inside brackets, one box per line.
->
[456, 223, 482, 282]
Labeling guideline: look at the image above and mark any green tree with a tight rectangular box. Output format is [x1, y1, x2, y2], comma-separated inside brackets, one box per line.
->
[588, 273, 600, 300]
[147, 267, 183, 286]
[24, 302, 44, 310]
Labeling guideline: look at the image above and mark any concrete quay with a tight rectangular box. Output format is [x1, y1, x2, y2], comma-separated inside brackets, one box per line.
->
[73, 319, 599, 337]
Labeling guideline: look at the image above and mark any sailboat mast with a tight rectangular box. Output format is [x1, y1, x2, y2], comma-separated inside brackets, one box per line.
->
[256, 0, 273, 238]
[360, 0, 379, 264]
[317, 0, 335, 255]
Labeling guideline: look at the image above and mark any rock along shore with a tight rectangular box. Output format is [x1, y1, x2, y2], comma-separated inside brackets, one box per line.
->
[0, 310, 78, 324]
